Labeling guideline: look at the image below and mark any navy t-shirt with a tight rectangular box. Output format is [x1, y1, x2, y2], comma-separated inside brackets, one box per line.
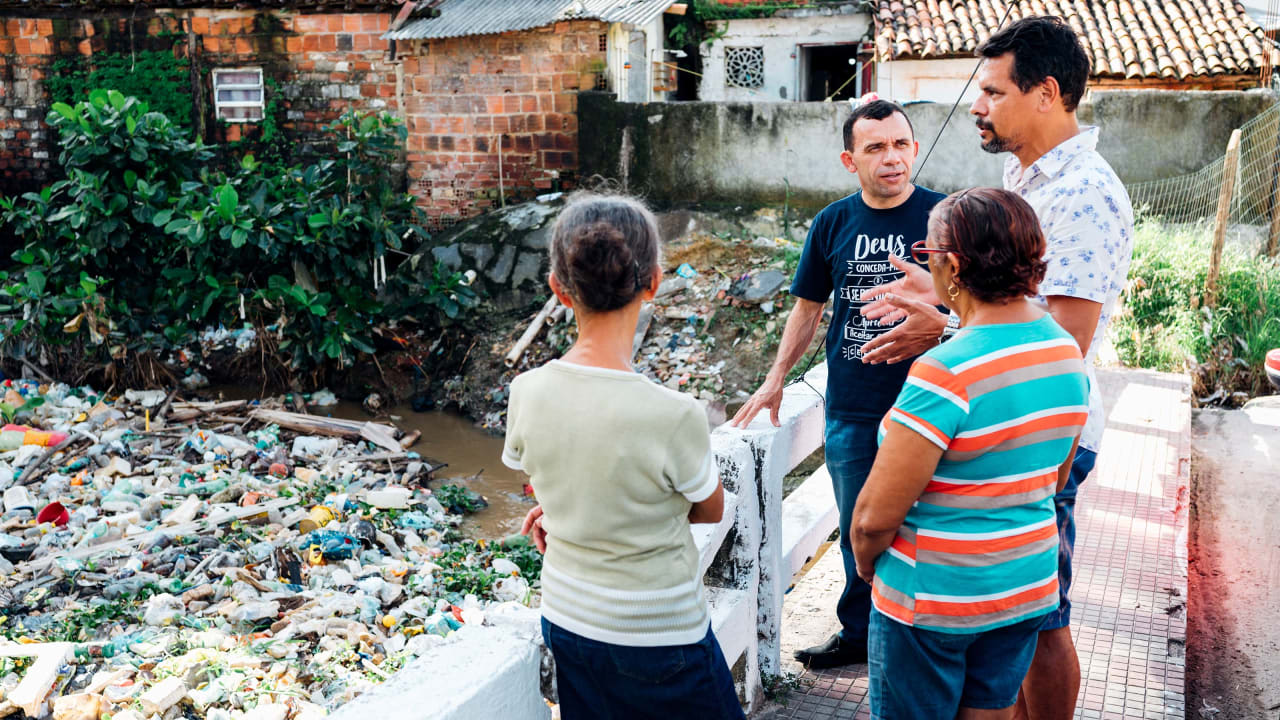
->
[791, 186, 946, 422]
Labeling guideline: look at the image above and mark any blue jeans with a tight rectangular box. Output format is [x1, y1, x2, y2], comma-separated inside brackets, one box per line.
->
[541, 618, 745, 720]
[868, 609, 1045, 718]
[1040, 446, 1098, 630]
[825, 418, 880, 645]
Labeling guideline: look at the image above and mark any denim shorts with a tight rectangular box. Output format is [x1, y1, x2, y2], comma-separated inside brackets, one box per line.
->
[1040, 446, 1098, 630]
[868, 609, 1044, 719]
[541, 617, 746, 720]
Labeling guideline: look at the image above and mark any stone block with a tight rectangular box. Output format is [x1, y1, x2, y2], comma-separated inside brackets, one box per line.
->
[521, 225, 551, 250]
[486, 245, 517, 284]
[510, 251, 543, 289]
[460, 243, 495, 268]
[430, 244, 462, 270]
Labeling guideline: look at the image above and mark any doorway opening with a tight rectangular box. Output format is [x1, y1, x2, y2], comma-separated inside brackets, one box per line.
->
[799, 43, 874, 102]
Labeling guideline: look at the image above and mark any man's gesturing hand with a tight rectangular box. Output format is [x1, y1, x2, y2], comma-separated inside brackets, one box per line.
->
[729, 378, 784, 428]
[859, 294, 948, 365]
[860, 255, 939, 324]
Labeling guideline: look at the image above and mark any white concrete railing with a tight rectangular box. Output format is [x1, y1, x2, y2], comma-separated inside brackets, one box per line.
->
[331, 364, 839, 718]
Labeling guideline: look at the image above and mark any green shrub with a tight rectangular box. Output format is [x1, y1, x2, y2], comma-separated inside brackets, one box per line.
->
[0, 90, 476, 380]
[1111, 220, 1280, 399]
[45, 50, 193, 128]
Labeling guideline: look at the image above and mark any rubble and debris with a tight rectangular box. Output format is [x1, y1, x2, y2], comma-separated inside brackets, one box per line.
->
[0, 378, 542, 719]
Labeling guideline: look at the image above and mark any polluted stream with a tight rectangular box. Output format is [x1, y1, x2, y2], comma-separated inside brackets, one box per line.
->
[314, 403, 531, 539]
[0, 380, 543, 719]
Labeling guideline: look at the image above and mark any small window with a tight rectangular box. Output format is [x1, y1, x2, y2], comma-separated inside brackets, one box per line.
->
[725, 46, 764, 89]
[213, 68, 264, 122]
[598, 33, 608, 52]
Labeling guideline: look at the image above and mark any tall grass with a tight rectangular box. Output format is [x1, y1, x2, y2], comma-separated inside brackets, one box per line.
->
[1111, 220, 1280, 400]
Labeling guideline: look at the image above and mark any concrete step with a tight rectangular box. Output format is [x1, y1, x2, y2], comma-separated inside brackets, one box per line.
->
[781, 464, 838, 584]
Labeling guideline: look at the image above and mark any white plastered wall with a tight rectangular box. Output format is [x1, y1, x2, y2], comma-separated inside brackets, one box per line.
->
[875, 57, 984, 104]
[698, 12, 871, 102]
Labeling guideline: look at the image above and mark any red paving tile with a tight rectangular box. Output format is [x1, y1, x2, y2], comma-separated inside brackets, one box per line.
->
[773, 370, 1189, 719]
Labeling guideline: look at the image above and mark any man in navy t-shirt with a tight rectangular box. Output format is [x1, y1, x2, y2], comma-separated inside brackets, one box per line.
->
[730, 98, 944, 669]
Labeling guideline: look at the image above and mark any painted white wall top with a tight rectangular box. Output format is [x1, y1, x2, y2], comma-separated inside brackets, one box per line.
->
[699, 11, 871, 102]
[876, 57, 986, 105]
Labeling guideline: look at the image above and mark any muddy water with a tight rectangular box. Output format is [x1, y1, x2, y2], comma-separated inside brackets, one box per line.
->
[322, 403, 533, 539]
[204, 386, 532, 538]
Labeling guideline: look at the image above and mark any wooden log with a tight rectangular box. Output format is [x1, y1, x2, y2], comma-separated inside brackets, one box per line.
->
[249, 409, 398, 440]
[1206, 128, 1242, 309]
[632, 303, 656, 360]
[505, 296, 559, 368]
[167, 400, 248, 423]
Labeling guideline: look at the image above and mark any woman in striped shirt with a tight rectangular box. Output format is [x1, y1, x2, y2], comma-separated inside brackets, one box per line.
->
[851, 188, 1089, 720]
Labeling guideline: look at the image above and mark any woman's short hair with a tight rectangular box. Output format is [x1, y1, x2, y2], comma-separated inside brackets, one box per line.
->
[927, 188, 1048, 304]
[549, 192, 661, 312]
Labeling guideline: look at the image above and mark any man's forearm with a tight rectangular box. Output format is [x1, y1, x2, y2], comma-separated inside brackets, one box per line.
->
[764, 298, 825, 384]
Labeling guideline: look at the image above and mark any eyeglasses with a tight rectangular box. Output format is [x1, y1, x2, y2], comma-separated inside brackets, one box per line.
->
[910, 240, 952, 265]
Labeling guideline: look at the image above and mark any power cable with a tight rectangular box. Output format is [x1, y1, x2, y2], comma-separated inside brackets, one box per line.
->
[786, 2, 1019, 398]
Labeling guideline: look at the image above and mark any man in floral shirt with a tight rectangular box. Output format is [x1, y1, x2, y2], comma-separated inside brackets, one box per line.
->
[859, 16, 1133, 720]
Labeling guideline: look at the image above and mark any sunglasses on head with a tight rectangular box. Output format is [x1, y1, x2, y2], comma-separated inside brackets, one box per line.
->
[910, 240, 952, 265]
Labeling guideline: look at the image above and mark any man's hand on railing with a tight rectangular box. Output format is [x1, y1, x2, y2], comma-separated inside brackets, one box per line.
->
[521, 504, 547, 553]
[729, 377, 785, 428]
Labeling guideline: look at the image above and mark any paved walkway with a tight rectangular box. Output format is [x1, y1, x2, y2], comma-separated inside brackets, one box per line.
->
[767, 368, 1192, 720]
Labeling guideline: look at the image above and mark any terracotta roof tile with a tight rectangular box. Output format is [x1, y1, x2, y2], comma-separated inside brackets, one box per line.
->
[875, 0, 1277, 78]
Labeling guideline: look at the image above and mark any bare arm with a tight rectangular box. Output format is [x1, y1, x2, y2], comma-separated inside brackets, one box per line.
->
[1045, 295, 1103, 356]
[687, 482, 725, 524]
[729, 297, 825, 428]
[852, 423, 943, 582]
[1057, 435, 1081, 494]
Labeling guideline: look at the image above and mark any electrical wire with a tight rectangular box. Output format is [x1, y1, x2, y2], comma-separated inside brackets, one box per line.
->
[786, 2, 1018, 396]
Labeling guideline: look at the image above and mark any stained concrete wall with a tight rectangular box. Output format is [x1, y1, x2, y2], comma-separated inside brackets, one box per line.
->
[579, 89, 1280, 211]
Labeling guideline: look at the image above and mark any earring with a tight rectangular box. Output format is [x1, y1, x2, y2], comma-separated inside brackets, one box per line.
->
[947, 283, 960, 302]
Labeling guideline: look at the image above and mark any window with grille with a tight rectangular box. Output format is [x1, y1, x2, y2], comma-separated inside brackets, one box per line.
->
[598, 33, 608, 52]
[725, 46, 764, 89]
[213, 68, 265, 122]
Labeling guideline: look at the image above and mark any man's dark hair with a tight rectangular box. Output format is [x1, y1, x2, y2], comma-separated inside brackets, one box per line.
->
[842, 99, 914, 152]
[976, 16, 1090, 112]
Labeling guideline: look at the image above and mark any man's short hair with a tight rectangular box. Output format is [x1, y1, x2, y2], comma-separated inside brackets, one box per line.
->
[976, 16, 1090, 112]
[842, 99, 914, 152]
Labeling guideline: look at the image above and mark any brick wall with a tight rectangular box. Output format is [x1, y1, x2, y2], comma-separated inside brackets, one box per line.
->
[0, 19, 56, 191]
[397, 20, 608, 228]
[0, 9, 397, 195]
[0, 10, 606, 227]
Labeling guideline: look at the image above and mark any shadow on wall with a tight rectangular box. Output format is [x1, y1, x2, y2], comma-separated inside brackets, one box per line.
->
[578, 90, 1279, 211]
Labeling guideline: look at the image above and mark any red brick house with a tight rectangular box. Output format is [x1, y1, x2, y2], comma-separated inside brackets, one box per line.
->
[0, 0, 679, 227]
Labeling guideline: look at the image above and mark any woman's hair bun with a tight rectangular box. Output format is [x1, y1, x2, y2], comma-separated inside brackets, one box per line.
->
[550, 193, 661, 312]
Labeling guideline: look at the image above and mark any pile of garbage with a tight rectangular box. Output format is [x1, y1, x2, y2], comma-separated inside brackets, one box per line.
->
[0, 379, 540, 719]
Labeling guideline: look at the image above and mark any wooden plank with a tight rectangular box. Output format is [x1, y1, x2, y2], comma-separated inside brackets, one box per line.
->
[1206, 128, 1242, 308]
[250, 409, 397, 440]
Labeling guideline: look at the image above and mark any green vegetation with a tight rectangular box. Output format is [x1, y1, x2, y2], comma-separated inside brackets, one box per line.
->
[1111, 220, 1280, 400]
[45, 50, 194, 128]
[0, 90, 476, 383]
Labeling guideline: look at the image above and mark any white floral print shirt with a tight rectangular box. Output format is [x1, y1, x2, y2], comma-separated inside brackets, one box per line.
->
[1004, 126, 1134, 453]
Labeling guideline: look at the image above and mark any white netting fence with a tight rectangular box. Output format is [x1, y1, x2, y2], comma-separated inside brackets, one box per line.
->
[1127, 101, 1280, 252]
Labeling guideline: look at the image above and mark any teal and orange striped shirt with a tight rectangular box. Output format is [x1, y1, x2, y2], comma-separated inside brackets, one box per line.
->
[874, 314, 1089, 633]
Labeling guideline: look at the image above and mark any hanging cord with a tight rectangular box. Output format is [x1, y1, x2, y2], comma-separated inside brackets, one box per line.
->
[784, 2, 1019, 398]
[911, 0, 1018, 182]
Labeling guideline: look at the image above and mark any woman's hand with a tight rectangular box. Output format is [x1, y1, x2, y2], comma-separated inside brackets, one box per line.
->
[521, 504, 547, 553]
